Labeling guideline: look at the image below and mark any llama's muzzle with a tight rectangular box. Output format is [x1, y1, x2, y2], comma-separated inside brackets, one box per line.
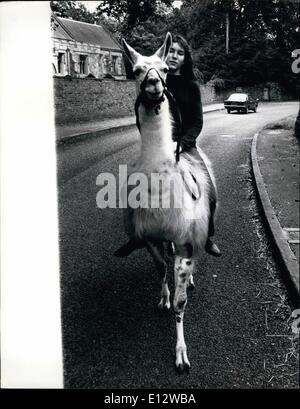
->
[140, 67, 166, 99]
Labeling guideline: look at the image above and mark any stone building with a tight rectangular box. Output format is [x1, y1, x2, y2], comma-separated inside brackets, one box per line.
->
[51, 14, 126, 79]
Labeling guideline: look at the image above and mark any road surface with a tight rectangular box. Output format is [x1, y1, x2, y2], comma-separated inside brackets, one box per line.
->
[57, 102, 299, 389]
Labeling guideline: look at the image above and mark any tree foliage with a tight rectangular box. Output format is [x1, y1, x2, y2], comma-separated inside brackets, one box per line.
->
[50, 1, 96, 23]
[95, 0, 173, 30]
[51, 0, 300, 95]
[170, 0, 300, 94]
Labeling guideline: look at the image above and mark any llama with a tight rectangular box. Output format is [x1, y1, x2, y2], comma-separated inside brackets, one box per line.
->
[116, 33, 218, 372]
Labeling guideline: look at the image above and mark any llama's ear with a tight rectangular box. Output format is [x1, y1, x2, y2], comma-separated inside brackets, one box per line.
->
[155, 32, 172, 61]
[122, 39, 140, 66]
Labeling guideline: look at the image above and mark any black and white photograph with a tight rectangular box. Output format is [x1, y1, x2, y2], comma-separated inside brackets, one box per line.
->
[1, 0, 299, 396]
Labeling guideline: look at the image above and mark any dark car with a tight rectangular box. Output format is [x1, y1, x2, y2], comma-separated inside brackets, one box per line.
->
[224, 93, 259, 114]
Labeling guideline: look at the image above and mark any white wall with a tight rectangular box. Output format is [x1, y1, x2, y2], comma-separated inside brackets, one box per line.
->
[0, 1, 64, 388]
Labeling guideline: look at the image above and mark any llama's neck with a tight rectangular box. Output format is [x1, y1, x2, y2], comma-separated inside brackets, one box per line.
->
[138, 98, 175, 164]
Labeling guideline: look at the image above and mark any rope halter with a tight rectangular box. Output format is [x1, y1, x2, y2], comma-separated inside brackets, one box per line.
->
[134, 67, 182, 163]
[138, 67, 166, 112]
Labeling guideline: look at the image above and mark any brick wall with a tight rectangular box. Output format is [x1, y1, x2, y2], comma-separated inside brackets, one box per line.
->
[200, 84, 216, 104]
[200, 84, 234, 104]
[53, 76, 233, 125]
[53, 76, 137, 125]
[235, 83, 295, 101]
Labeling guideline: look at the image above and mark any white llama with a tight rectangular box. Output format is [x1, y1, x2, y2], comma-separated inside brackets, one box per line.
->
[115, 33, 218, 372]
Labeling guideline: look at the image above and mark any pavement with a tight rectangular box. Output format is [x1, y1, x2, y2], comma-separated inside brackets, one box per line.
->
[55, 102, 225, 143]
[251, 117, 299, 303]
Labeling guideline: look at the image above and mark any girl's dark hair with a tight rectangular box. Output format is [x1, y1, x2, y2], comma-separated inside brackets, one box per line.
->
[171, 34, 196, 80]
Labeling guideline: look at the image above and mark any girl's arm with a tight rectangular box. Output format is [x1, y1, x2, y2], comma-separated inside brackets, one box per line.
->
[180, 81, 203, 151]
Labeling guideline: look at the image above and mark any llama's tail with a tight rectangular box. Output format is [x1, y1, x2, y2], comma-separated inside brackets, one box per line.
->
[114, 239, 146, 257]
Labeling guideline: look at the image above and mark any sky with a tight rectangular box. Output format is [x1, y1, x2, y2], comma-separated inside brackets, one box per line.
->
[81, 1, 183, 12]
[81, 1, 102, 12]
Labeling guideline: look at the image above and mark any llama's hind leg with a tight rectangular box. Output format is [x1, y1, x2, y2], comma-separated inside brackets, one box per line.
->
[205, 178, 221, 257]
[173, 244, 195, 372]
[145, 240, 170, 310]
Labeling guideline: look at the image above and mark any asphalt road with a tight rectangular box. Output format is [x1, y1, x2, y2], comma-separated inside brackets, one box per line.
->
[57, 102, 299, 389]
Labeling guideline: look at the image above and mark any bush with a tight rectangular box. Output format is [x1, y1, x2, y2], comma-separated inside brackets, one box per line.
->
[295, 107, 300, 140]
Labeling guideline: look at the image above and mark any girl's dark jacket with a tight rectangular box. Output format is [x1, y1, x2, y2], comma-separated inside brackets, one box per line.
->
[166, 74, 203, 152]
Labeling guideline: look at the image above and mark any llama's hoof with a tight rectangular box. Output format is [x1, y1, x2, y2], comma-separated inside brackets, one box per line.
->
[158, 298, 171, 310]
[176, 362, 190, 374]
[175, 347, 190, 373]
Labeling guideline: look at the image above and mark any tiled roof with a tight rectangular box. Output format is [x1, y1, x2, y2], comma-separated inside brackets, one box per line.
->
[52, 20, 73, 40]
[55, 17, 121, 50]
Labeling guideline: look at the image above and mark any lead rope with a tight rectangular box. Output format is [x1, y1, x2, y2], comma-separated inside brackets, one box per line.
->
[135, 79, 199, 199]
[134, 70, 183, 163]
[164, 88, 182, 163]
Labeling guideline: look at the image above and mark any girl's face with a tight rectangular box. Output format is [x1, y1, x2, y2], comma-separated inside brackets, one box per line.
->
[166, 42, 185, 75]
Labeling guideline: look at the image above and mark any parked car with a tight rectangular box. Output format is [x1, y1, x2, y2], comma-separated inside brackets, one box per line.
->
[224, 93, 259, 114]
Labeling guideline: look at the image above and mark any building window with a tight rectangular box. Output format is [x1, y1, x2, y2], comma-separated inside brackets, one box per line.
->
[111, 56, 118, 74]
[79, 55, 88, 74]
[57, 52, 65, 74]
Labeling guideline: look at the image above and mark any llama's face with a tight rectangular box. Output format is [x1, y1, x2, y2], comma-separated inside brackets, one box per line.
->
[122, 33, 172, 102]
[132, 56, 170, 101]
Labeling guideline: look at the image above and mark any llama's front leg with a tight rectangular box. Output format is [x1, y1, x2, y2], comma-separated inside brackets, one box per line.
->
[173, 254, 194, 372]
[175, 311, 190, 371]
[145, 240, 170, 310]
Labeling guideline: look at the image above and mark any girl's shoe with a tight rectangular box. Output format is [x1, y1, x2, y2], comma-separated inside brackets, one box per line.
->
[205, 238, 221, 257]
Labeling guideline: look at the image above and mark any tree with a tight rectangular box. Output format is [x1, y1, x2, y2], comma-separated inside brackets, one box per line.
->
[50, 0, 300, 94]
[163, 0, 300, 93]
[50, 1, 96, 23]
[95, 0, 173, 31]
